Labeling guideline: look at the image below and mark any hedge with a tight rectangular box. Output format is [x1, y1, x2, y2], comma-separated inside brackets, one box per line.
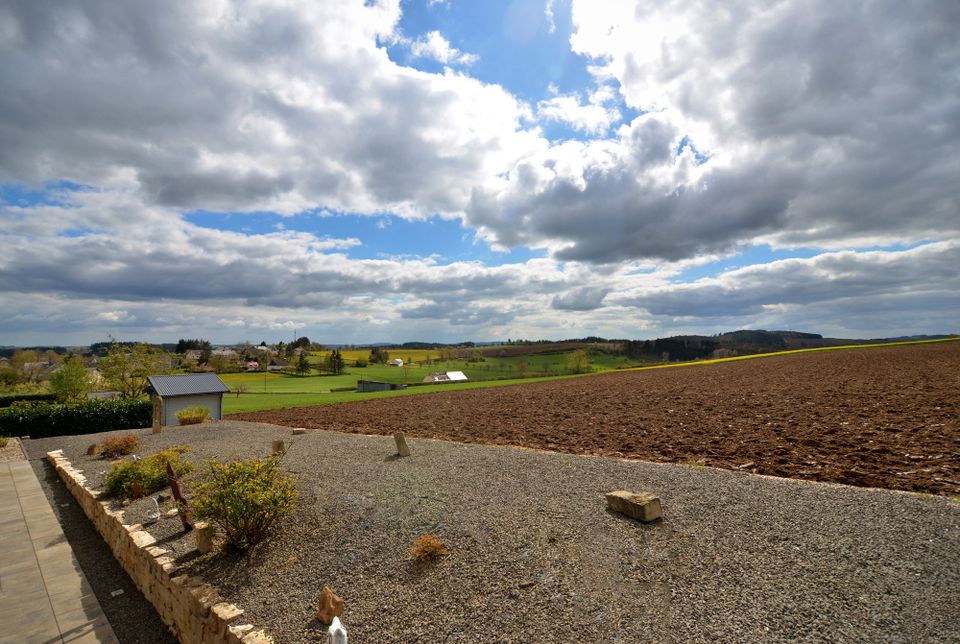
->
[0, 399, 152, 439]
[0, 393, 57, 408]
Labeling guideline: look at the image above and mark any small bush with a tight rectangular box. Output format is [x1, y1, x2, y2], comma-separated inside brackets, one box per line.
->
[0, 436, 8, 448]
[176, 406, 209, 425]
[101, 434, 140, 457]
[104, 448, 193, 499]
[354, 358, 367, 368]
[410, 534, 448, 561]
[0, 393, 57, 408]
[191, 455, 298, 551]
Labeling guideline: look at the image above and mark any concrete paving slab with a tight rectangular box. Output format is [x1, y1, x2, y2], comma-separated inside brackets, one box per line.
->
[0, 462, 118, 644]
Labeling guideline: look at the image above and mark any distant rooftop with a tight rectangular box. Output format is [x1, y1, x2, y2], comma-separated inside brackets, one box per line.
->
[147, 373, 230, 397]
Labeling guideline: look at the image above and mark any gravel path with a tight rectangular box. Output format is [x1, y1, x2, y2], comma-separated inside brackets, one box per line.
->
[25, 421, 960, 643]
[0, 436, 27, 462]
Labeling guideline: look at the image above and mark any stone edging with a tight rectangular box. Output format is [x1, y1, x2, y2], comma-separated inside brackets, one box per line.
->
[46, 450, 273, 644]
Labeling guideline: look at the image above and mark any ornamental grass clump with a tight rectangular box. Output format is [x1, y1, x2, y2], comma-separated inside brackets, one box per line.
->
[101, 433, 140, 457]
[104, 446, 192, 499]
[176, 406, 209, 425]
[191, 455, 298, 551]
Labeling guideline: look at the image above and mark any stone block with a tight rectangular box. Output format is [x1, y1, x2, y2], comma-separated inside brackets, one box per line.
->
[241, 629, 274, 644]
[292, 428, 306, 435]
[316, 586, 344, 625]
[213, 602, 244, 621]
[195, 522, 215, 554]
[605, 490, 663, 522]
[230, 624, 254, 638]
[394, 432, 411, 457]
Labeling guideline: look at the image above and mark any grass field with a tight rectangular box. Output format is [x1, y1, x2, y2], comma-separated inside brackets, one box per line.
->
[221, 337, 958, 414]
[220, 374, 572, 414]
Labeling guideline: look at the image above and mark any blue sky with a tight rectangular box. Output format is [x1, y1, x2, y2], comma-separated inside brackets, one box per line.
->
[0, 0, 957, 345]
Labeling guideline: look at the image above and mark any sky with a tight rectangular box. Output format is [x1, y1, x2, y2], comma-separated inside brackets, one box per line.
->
[1, 0, 958, 346]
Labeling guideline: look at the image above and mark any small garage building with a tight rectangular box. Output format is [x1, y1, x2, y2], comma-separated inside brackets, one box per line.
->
[147, 373, 230, 426]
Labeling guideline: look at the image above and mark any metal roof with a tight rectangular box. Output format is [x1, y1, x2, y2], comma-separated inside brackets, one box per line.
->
[147, 373, 230, 398]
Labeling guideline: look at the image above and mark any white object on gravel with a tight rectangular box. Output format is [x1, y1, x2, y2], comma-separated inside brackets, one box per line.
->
[327, 617, 347, 644]
[145, 497, 160, 524]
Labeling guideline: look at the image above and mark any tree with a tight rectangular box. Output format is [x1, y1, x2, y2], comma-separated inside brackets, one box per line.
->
[296, 352, 311, 376]
[568, 349, 590, 374]
[0, 366, 22, 388]
[175, 338, 211, 354]
[98, 342, 173, 398]
[326, 349, 345, 375]
[49, 357, 93, 402]
[369, 347, 390, 364]
[11, 349, 38, 372]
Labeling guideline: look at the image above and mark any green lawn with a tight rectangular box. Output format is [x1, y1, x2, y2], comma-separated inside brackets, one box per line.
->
[221, 374, 576, 414]
[220, 349, 653, 413]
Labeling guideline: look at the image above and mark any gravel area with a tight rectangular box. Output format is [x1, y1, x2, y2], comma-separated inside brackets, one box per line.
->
[0, 436, 27, 462]
[235, 342, 960, 496]
[25, 420, 960, 643]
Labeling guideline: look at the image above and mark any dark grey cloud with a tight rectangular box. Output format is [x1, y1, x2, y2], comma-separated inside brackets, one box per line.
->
[552, 287, 608, 311]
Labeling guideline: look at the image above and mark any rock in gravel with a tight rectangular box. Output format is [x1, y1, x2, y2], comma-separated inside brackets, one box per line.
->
[195, 521, 214, 554]
[316, 586, 344, 625]
[394, 431, 411, 457]
[86, 443, 100, 456]
[272, 440, 285, 454]
[606, 490, 662, 522]
[292, 428, 307, 435]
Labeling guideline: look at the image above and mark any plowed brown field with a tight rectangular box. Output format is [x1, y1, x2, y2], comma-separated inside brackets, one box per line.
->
[232, 342, 960, 495]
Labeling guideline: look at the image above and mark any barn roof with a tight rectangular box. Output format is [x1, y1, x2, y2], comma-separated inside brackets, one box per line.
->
[147, 373, 230, 397]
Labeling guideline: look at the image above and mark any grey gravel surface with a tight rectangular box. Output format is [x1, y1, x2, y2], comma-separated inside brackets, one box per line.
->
[0, 436, 27, 462]
[26, 421, 960, 643]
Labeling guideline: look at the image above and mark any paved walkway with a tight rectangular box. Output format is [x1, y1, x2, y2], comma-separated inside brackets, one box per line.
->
[0, 461, 118, 644]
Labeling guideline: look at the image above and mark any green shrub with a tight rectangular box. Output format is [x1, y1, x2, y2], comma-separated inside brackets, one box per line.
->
[191, 456, 298, 551]
[0, 393, 57, 408]
[104, 447, 193, 499]
[0, 399, 152, 439]
[101, 434, 140, 457]
[176, 406, 209, 425]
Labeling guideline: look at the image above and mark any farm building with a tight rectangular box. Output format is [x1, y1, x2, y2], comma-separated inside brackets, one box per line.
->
[85, 391, 121, 401]
[357, 380, 407, 393]
[390, 358, 404, 367]
[147, 373, 230, 426]
[422, 371, 468, 383]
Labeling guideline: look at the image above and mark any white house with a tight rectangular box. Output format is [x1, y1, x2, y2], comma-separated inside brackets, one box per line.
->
[390, 358, 404, 367]
[422, 371, 468, 383]
[147, 373, 230, 426]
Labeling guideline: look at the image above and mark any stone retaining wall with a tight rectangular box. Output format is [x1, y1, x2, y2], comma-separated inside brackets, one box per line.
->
[46, 450, 273, 644]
